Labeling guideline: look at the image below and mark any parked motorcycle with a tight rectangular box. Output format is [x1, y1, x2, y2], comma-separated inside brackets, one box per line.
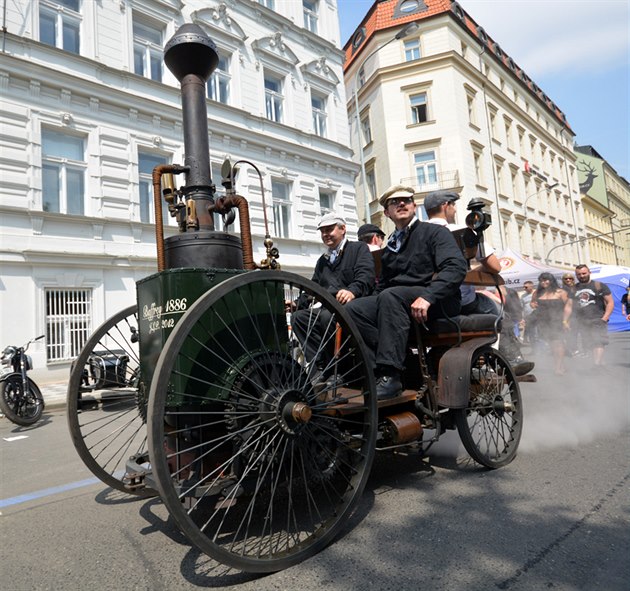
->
[0, 335, 45, 426]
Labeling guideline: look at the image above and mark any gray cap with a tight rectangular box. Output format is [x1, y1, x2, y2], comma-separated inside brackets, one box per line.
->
[317, 212, 346, 229]
[423, 190, 460, 213]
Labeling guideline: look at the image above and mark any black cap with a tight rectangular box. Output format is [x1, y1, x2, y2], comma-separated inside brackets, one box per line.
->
[357, 223, 385, 239]
[423, 190, 460, 213]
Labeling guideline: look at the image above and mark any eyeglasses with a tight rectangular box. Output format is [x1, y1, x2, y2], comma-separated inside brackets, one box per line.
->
[386, 197, 414, 206]
[563, 277, 574, 282]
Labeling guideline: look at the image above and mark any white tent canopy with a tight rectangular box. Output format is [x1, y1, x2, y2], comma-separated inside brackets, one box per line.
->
[498, 248, 567, 288]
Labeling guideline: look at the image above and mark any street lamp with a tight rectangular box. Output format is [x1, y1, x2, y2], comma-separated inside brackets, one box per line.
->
[353, 21, 420, 223]
[544, 223, 630, 264]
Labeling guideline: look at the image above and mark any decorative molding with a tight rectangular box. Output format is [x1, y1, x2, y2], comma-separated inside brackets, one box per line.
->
[252, 32, 299, 67]
[300, 57, 340, 89]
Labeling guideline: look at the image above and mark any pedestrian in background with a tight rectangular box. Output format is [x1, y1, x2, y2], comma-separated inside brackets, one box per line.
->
[561, 272, 579, 356]
[573, 264, 614, 367]
[531, 272, 572, 375]
[520, 280, 537, 344]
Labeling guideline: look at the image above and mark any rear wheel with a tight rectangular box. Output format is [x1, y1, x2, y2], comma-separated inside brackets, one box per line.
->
[454, 347, 523, 468]
[0, 375, 44, 426]
[148, 271, 377, 572]
[67, 305, 154, 497]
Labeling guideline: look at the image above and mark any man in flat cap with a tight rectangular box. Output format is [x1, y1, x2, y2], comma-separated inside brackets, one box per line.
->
[292, 212, 375, 378]
[357, 223, 385, 252]
[424, 190, 500, 316]
[346, 185, 467, 399]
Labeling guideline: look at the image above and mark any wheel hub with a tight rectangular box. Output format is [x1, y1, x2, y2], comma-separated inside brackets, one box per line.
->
[265, 389, 312, 435]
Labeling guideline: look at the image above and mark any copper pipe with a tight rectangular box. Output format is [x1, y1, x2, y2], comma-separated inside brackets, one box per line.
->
[213, 194, 256, 270]
[152, 164, 187, 272]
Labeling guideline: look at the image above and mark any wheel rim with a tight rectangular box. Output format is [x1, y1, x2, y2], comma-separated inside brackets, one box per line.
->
[67, 305, 155, 496]
[148, 271, 377, 572]
[3, 379, 42, 421]
[455, 348, 523, 468]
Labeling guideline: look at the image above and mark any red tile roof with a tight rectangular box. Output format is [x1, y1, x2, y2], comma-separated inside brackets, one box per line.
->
[342, 0, 571, 130]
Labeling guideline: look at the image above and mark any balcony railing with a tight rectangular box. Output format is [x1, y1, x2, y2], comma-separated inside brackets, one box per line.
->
[399, 170, 460, 194]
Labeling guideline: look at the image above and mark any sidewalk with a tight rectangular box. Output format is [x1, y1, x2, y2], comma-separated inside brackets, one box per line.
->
[40, 382, 69, 411]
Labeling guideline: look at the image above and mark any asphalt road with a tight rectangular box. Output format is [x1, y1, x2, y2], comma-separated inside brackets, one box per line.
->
[1, 334, 628, 591]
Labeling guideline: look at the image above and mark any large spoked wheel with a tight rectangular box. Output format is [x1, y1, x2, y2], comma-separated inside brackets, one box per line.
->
[0, 376, 44, 426]
[67, 305, 155, 497]
[454, 347, 523, 469]
[148, 271, 377, 573]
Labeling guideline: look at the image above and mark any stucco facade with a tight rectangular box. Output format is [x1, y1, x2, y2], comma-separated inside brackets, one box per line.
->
[0, 0, 358, 382]
[344, 0, 585, 267]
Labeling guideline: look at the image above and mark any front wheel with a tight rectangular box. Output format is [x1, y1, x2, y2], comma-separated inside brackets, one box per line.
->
[0, 375, 44, 426]
[454, 347, 523, 468]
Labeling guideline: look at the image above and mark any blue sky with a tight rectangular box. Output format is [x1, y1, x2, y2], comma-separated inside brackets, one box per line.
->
[337, 0, 630, 181]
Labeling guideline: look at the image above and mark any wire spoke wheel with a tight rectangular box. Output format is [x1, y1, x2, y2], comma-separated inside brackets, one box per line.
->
[67, 305, 155, 497]
[454, 347, 523, 468]
[0, 376, 44, 426]
[148, 271, 377, 572]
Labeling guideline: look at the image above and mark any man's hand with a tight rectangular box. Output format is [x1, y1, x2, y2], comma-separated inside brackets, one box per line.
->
[411, 296, 431, 323]
[336, 289, 355, 305]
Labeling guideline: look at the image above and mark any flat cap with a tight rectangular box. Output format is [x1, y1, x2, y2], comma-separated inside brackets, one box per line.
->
[317, 212, 346, 229]
[423, 190, 460, 213]
[357, 223, 385, 239]
[378, 185, 416, 207]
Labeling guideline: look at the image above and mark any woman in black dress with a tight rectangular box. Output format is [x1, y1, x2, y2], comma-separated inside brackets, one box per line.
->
[531, 272, 572, 375]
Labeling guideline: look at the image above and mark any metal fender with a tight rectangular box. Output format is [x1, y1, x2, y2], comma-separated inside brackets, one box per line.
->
[437, 337, 496, 409]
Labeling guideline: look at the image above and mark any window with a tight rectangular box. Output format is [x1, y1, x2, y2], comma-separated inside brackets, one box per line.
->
[319, 189, 334, 215]
[489, 108, 498, 139]
[360, 115, 372, 145]
[311, 93, 327, 137]
[271, 180, 291, 238]
[358, 66, 366, 87]
[473, 151, 484, 185]
[258, 0, 274, 9]
[466, 93, 477, 126]
[414, 151, 437, 189]
[265, 73, 283, 123]
[138, 152, 168, 224]
[366, 170, 376, 202]
[208, 54, 230, 104]
[404, 39, 420, 61]
[45, 288, 92, 362]
[42, 129, 85, 215]
[504, 116, 514, 150]
[410, 93, 428, 124]
[133, 19, 163, 82]
[303, 0, 318, 34]
[39, 0, 81, 54]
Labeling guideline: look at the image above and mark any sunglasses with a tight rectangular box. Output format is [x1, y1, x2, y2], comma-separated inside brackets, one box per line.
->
[386, 197, 414, 206]
[563, 277, 574, 282]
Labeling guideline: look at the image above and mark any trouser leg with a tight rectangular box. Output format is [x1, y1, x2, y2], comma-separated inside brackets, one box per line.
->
[291, 307, 335, 365]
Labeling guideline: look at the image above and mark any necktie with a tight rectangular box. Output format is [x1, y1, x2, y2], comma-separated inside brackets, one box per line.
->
[387, 229, 405, 253]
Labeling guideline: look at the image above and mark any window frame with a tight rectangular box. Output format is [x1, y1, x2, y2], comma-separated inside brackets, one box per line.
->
[311, 92, 327, 137]
[132, 17, 164, 82]
[45, 287, 92, 363]
[264, 72, 284, 123]
[404, 38, 420, 61]
[41, 128, 86, 215]
[207, 53, 231, 104]
[39, 0, 81, 54]
[303, 0, 318, 33]
[271, 179, 292, 238]
[414, 150, 438, 190]
[409, 92, 428, 125]
[138, 151, 169, 225]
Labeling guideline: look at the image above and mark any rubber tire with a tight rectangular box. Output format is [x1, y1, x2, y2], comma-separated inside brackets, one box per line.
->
[148, 270, 377, 573]
[67, 305, 155, 497]
[0, 375, 44, 426]
[454, 347, 523, 468]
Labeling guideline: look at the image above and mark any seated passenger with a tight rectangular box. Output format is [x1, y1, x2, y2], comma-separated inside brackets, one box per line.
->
[346, 185, 467, 399]
[424, 190, 500, 316]
[291, 213, 375, 378]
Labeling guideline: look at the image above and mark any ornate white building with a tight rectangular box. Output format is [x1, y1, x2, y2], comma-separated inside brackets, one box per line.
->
[0, 0, 358, 381]
[343, 0, 586, 267]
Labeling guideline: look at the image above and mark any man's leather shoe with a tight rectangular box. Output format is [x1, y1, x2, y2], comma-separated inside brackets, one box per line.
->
[511, 360, 534, 376]
[376, 375, 402, 400]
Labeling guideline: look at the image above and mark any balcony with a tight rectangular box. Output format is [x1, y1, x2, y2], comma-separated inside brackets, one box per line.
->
[399, 170, 461, 195]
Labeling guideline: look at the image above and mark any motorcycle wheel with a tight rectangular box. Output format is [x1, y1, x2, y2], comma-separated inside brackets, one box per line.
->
[0, 375, 45, 426]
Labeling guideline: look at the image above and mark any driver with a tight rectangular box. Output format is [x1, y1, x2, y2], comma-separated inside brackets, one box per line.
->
[346, 185, 467, 399]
